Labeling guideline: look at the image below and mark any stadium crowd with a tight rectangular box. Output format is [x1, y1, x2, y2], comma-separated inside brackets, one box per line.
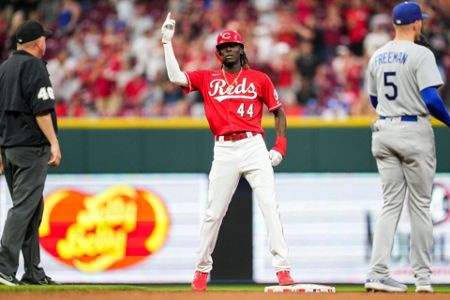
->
[0, 0, 449, 118]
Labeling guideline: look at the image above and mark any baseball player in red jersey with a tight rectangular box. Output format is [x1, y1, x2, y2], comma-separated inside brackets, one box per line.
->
[161, 13, 294, 291]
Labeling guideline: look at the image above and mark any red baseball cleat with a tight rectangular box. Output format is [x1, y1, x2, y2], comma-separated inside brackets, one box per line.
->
[191, 271, 208, 291]
[276, 270, 295, 286]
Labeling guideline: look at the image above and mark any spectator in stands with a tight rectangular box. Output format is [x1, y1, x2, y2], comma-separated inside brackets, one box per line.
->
[0, 8, 8, 58]
[129, 2, 153, 41]
[58, 0, 81, 36]
[1, 0, 448, 117]
[344, 0, 370, 56]
[322, 4, 344, 60]
[295, 41, 319, 97]
[115, 0, 135, 26]
[363, 13, 391, 61]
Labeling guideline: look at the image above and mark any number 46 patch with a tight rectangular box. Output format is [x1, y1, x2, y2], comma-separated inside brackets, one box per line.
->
[37, 87, 55, 100]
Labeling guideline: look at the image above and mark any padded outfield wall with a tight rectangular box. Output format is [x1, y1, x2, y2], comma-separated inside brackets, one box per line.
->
[54, 117, 450, 174]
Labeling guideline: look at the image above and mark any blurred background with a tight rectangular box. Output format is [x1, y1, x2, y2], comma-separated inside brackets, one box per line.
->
[0, 0, 449, 118]
[1, 0, 450, 286]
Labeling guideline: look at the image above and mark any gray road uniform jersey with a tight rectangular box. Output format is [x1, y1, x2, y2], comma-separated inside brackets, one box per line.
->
[366, 40, 444, 287]
[368, 40, 443, 116]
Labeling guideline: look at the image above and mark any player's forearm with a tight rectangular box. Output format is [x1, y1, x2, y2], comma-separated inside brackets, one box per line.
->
[421, 87, 450, 127]
[271, 107, 287, 157]
[163, 43, 188, 86]
[35, 112, 59, 146]
[273, 107, 287, 137]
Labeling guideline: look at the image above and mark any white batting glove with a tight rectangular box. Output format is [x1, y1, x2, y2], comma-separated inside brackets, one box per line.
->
[269, 149, 283, 167]
[161, 12, 175, 44]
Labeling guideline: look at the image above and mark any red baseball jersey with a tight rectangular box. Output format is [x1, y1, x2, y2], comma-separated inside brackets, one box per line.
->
[183, 68, 282, 136]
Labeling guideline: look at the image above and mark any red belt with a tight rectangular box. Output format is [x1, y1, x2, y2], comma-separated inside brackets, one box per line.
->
[215, 132, 258, 141]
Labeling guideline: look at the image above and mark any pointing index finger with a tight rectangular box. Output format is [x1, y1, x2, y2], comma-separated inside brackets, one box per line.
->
[166, 12, 171, 21]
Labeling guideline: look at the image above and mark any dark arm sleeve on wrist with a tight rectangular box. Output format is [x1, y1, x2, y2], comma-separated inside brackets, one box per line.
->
[369, 95, 378, 109]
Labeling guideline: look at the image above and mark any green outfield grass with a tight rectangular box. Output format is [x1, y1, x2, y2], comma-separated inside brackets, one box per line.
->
[0, 284, 449, 293]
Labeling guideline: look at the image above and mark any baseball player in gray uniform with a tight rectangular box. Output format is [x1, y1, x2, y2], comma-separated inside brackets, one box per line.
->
[365, 1, 450, 293]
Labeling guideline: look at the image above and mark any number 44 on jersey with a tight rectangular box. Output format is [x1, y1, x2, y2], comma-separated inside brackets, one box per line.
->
[237, 103, 254, 117]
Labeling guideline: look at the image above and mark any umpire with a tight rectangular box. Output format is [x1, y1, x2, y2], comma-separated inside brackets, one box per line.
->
[0, 20, 61, 286]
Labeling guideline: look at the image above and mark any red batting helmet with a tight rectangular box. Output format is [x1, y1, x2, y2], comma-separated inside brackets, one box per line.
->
[216, 30, 244, 50]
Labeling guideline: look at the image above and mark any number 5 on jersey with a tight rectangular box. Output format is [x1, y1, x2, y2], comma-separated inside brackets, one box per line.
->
[237, 103, 254, 117]
[383, 72, 397, 101]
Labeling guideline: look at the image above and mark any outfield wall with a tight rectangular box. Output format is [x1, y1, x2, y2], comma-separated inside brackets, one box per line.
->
[55, 117, 450, 174]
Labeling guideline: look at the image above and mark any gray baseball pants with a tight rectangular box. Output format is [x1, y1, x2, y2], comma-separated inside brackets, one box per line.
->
[0, 146, 49, 281]
[368, 117, 435, 286]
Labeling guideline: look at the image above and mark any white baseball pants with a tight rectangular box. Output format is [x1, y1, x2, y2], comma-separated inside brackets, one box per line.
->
[195, 134, 290, 273]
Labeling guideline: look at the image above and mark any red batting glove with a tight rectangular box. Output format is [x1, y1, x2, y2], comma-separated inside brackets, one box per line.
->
[272, 136, 287, 157]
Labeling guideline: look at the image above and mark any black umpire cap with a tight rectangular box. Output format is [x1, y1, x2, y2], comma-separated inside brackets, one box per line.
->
[16, 20, 52, 44]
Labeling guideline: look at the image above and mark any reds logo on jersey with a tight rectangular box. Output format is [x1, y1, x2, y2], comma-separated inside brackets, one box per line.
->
[208, 78, 257, 102]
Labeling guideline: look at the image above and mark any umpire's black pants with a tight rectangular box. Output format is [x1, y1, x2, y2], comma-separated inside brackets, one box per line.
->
[0, 145, 49, 280]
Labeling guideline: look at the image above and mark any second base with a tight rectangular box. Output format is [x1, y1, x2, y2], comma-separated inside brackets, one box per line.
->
[264, 284, 336, 293]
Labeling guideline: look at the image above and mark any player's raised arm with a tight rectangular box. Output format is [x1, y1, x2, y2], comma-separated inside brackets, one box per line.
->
[161, 12, 188, 87]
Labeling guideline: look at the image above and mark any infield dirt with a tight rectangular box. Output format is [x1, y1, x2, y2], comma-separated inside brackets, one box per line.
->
[0, 291, 448, 300]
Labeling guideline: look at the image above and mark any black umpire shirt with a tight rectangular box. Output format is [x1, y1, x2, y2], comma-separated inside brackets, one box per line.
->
[0, 50, 57, 147]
